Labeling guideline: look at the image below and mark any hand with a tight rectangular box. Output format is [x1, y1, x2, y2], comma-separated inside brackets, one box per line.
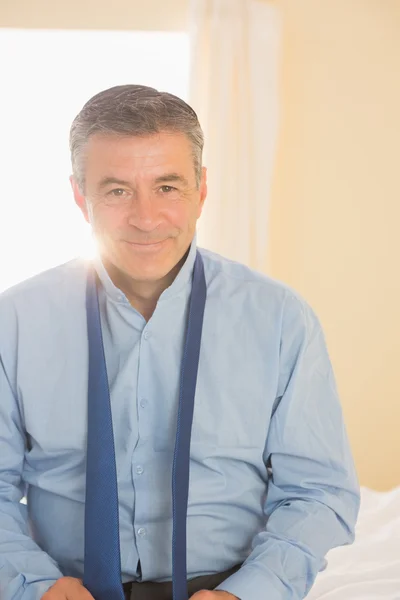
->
[190, 591, 240, 600]
[41, 577, 95, 600]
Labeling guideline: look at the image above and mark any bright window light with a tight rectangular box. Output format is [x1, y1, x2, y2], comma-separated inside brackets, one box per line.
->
[0, 29, 189, 292]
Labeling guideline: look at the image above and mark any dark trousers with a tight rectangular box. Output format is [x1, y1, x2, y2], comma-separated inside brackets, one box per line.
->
[123, 564, 242, 600]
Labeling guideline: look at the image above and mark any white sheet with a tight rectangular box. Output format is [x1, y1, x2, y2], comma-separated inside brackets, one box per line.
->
[305, 486, 400, 599]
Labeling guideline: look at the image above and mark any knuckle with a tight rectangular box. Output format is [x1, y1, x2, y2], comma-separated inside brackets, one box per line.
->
[43, 576, 80, 597]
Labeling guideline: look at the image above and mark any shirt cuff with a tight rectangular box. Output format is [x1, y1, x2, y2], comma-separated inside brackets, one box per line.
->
[214, 562, 296, 600]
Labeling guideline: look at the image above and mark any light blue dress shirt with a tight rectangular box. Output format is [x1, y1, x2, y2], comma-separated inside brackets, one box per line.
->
[0, 235, 360, 600]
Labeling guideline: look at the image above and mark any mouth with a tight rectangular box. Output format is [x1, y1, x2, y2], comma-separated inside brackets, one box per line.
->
[125, 239, 168, 251]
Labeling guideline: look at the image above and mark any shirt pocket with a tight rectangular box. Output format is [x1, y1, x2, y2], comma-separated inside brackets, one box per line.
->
[153, 385, 270, 452]
[190, 388, 269, 450]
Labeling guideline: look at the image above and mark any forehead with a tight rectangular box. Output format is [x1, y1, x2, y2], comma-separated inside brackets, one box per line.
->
[84, 131, 194, 179]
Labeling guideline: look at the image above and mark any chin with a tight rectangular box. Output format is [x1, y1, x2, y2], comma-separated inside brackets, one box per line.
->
[123, 261, 171, 282]
[108, 238, 188, 282]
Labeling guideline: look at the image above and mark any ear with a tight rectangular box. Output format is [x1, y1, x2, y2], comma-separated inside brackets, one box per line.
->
[197, 166, 208, 217]
[70, 175, 90, 224]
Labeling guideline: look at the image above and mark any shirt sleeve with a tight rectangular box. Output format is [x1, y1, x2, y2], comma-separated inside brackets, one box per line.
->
[0, 300, 63, 600]
[215, 292, 361, 600]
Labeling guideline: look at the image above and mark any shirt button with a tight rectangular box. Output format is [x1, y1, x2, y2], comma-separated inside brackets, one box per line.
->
[136, 465, 144, 475]
[140, 399, 148, 408]
[137, 527, 147, 537]
[143, 330, 152, 340]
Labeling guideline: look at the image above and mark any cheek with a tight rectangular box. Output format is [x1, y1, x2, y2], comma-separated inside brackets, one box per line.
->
[91, 206, 123, 236]
[164, 201, 197, 228]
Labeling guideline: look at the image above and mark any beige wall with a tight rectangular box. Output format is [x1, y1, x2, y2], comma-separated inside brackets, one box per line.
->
[269, 0, 400, 491]
[0, 0, 189, 30]
[1, 0, 399, 490]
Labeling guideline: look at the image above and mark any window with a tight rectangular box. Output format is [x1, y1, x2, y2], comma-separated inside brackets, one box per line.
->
[0, 29, 189, 292]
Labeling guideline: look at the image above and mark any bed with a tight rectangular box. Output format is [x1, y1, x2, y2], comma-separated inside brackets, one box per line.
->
[305, 486, 400, 599]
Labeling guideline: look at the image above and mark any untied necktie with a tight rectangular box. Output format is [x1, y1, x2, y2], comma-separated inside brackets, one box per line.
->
[83, 251, 207, 600]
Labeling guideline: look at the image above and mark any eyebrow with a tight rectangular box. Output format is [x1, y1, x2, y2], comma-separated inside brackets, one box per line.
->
[98, 173, 189, 190]
[153, 173, 189, 187]
[98, 177, 131, 190]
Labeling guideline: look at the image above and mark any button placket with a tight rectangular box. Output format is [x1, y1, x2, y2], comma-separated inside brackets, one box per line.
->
[136, 327, 153, 443]
[132, 325, 153, 545]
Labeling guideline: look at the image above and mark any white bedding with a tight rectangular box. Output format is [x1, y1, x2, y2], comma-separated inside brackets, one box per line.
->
[306, 486, 400, 599]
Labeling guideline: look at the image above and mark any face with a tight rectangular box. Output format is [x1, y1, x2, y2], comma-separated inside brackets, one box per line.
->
[71, 131, 207, 285]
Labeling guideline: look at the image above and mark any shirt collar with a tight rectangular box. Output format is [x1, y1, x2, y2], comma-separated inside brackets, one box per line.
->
[93, 233, 198, 305]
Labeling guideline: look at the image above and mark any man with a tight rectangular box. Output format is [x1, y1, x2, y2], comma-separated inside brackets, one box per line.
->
[0, 85, 360, 600]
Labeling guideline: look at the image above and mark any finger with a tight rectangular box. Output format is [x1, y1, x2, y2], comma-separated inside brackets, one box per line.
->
[65, 582, 96, 600]
[42, 577, 95, 600]
[41, 582, 66, 600]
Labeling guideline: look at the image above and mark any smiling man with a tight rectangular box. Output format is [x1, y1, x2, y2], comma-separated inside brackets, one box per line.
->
[71, 128, 205, 321]
[0, 85, 360, 600]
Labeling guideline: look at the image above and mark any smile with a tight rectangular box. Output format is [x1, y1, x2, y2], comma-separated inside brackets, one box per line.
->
[125, 239, 167, 251]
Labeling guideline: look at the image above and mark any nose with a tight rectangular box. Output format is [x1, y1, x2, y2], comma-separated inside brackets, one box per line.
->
[127, 191, 162, 233]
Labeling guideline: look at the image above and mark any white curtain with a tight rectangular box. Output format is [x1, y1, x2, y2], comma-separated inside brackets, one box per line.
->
[189, 0, 281, 270]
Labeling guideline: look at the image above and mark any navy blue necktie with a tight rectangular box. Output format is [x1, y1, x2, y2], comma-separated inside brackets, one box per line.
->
[84, 251, 207, 600]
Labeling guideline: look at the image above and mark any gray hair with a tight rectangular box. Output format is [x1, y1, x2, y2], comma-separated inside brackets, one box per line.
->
[69, 84, 204, 192]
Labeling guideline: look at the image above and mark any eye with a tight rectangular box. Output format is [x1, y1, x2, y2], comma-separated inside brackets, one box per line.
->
[159, 185, 176, 193]
[108, 188, 127, 197]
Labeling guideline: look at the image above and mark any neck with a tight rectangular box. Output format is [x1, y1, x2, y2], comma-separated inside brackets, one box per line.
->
[103, 251, 189, 321]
